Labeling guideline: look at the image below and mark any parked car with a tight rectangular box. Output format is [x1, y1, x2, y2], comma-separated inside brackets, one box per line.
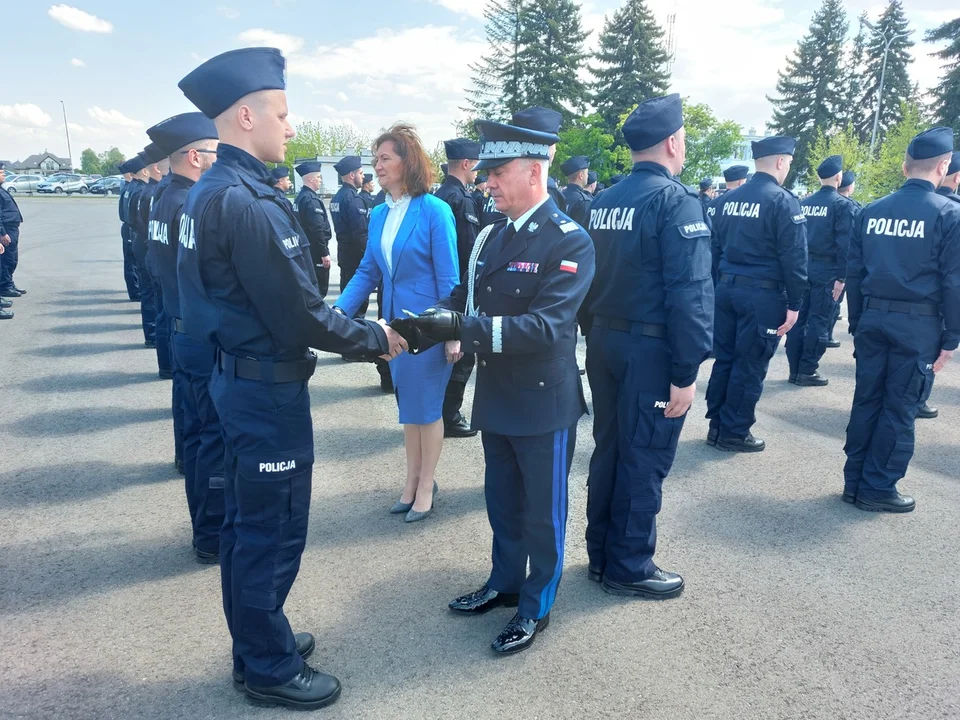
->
[89, 176, 123, 195]
[36, 174, 88, 194]
[1, 174, 43, 193]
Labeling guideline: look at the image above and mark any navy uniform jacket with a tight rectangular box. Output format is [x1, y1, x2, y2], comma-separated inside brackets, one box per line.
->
[562, 183, 592, 228]
[330, 184, 368, 253]
[436, 198, 595, 436]
[122, 179, 145, 234]
[547, 177, 567, 213]
[359, 190, 376, 210]
[471, 189, 485, 216]
[148, 173, 194, 320]
[847, 178, 960, 350]
[0, 184, 23, 235]
[132, 177, 162, 264]
[117, 180, 131, 244]
[177, 144, 388, 362]
[800, 185, 854, 279]
[705, 193, 724, 283]
[479, 193, 506, 227]
[583, 162, 714, 388]
[434, 175, 481, 279]
[294, 186, 332, 261]
[937, 186, 960, 204]
[713, 172, 808, 310]
[144, 174, 174, 275]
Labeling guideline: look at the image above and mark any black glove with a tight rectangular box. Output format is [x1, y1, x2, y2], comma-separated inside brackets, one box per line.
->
[411, 308, 462, 342]
[389, 317, 424, 353]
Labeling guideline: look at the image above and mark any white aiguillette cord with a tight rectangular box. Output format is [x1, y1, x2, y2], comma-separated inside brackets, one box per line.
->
[465, 223, 497, 318]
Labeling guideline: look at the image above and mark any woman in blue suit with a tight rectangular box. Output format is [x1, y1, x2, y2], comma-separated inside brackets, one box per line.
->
[336, 123, 460, 522]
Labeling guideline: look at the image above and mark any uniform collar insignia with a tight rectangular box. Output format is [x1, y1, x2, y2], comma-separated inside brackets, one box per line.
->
[527, 222, 538, 231]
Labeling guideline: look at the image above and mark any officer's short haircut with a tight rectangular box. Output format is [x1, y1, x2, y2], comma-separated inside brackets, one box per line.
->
[521, 158, 549, 189]
[905, 151, 951, 175]
[372, 122, 433, 197]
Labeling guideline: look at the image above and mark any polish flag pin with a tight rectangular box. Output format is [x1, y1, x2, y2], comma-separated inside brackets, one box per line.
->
[559, 260, 578, 274]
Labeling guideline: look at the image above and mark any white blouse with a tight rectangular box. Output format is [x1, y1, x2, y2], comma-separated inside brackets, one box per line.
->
[381, 193, 412, 275]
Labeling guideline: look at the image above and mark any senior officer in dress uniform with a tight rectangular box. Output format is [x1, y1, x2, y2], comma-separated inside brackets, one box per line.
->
[581, 94, 713, 599]
[331, 156, 370, 317]
[560, 155, 593, 228]
[178, 46, 406, 709]
[784, 155, 854, 387]
[511, 106, 567, 213]
[117, 159, 141, 301]
[707, 165, 750, 284]
[434, 137, 482, 438]
[393, 116, 595, 655]
[0, 162, 25, 303]
[843, 127, 960, 513]
[705, 136, 807, 452]
[294, 161, 333, 297]
[146, 112, 223, 563]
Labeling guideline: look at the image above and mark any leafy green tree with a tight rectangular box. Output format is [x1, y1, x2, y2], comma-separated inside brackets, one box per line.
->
[677, 100, 741, 186]
[857, 0, 914, 145]
[838, 24, 868, 137]
[924, 15, 960, 130]
[284, 122, 371, 173]
[590, 0, 670, 138]
[80, 148, 99, 175]
[553, 114, 630, 183]
[97, 147, 125, 176]
[466, 0, 525, 121]
[867, 102, 927, 199]
[804, 125, 872, 201]
[767, 0, 848, 185]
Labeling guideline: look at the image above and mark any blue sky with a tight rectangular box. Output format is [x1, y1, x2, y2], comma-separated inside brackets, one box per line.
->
[0, 1, 953, 164]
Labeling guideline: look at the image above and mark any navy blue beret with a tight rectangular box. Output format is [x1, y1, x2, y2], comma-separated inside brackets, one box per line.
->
[334, 156, 362, 175]
[587, 170, 597, 184]
[271, 167, 290, 181]
[817, 155, 843, 179]
[723, 165, 749, 182]
[948, 151, 960, 175]
[560, 155, 589, 176]
[295, 161, 322, 177]
[146, 112, 218, 156]
[473, 118, 559, 171]
[907, 127, 954, 160]
[143, 143, 167, 164]
[622, 93, 683, 152]
[440, 163, 448, 175]
[128, 155, 146, 173]
[444, 138, 481, 160]
[609, 174, 624, 185]
[363, 173, 373, 183]
[752, 136, 796, 159]
[475, 174, 487, 184]
[840, 171, 855, 188]
[511, 106, 562, 135]
[179, 47, 286, 119]
[699, 177, 713, 190]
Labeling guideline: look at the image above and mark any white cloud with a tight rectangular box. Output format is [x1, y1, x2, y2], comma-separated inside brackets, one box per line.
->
[48, 5, 113, 33]
[217, 5, 240, 20]
[70, 58, 86, 68]
[0, 104, 53, 128]
[336, 91, 349, 102]
[87, 107, 143, 129]
[430, 0, 485, 19]
[238, 28, 304, 56]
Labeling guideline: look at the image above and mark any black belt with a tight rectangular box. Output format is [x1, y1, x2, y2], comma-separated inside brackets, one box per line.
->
[865, 298, 940, 316]
[591, 316, 667, 339]
[216, 350, 317, 383]
[172, 317, 185, 334]
[720, 273, 783, 291]
[809, 253, 836, 263]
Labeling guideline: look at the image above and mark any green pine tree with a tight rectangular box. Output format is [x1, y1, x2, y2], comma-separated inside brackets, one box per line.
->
[465, 0, 525, 122]
[590, 0, 670, 137]
[838, 24, 868, 138]
[766, 0, 848, 185]
[516, 0, 589, 124]
[856, 0, 914, 147]
[925, 15, 960, 130]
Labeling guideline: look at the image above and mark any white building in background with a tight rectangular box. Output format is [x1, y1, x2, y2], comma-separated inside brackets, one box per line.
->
[714, 127, 775, 188]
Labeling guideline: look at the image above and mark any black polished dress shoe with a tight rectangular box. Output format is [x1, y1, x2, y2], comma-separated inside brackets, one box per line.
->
[0, 309, 13, 320]
[0, 299, 11, 308]
[795, 371, 829, 387]
[444, 417, 478, 438]
[12, 286, 25, 295]
[0, 289, 22, 298]
[716, 433, 765, 453]
[234, 632, 316, 685]
[491, 613, 548, 655]
[842, 490, 856, 504]
[917, 402, 938, 419]
[826, 339, 841, 348]
[195, 547, 219, 564]
[449, 585, 519, 614]
[245, 662, 341, 710]
[588, 565, 603, 583]
[601, 568, 684, 599]
[144, 340, 156, 349]
[706, 425, 719, 446]
[788, 374, 797, 384]
[855, 493, 915, 513]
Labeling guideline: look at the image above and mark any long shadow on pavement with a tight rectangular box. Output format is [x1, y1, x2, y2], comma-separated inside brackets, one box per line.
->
[44, 306, 141, 319]
[309, 383, 388, 407]
[18, 371, 158, 393]
[0, 460, 175, 507]
[47, 322, 144, 335]
[21, 342, 145, 358]
[40, 297, 131, 306]
[3, 406, 171, 437]
[57, 288, 127, 296]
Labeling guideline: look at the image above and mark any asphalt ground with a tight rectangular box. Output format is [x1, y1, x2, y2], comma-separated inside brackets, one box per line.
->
[1, 196, 958, 720]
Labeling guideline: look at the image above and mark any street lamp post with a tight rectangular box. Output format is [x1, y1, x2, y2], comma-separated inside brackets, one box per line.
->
[60, 100, 73, 170]
[860, 16, 910, 156]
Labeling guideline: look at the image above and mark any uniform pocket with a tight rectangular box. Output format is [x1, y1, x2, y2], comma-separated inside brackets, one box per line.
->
[884, 439, 914, 475]
[750, 324, 780, 362]
[512, 357, 566, 389]
[910, 359, 934, 407]
[632, 394, 681, 450]
[236, 447, 314, 526]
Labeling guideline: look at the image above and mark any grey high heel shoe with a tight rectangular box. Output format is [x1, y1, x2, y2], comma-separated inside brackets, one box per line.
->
[405, 481, 438, 523]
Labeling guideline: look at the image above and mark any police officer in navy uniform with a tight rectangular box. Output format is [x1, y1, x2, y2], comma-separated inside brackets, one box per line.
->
[0, 162, 25, 310]
[271, 166, 294, 208]
[330, 156, 370, 317]
[698, 177, 714, 208]
[706, 165, 749, 284]
[511, 106, 567, 214]
[393, 115, 595, 655]
[359, 173, 376, 209]
[122, 155, 154, 344]
[785, 155, 854, 386]
[586, 170, 598, 196]
[471, 174, 488, 215]
[434, 137, 483, 438]
[294, 161, 332, 298]
[843, 127, 960, 513]
[581, 94, 713, 599]
[146, 112, 223, 561]
[560, 155, 592, 228]
[178, 46, 406, 709]
[117, 160, 141, 302]
[705, 136, 807, 452]
[828, 170, 861, 348]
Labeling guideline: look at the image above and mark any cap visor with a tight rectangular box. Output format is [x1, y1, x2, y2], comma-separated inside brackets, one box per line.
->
[473, 157, 514, 171]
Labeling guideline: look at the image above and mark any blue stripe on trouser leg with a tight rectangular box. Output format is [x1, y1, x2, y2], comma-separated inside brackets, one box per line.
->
[483, 431, 527, 594]
[538, 428, 569, 618]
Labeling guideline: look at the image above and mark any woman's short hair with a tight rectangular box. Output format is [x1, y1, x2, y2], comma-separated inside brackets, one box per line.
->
[372, 123, 434, 197]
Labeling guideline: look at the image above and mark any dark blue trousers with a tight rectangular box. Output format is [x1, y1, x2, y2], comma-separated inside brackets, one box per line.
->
[843, 309, 940, 500]
[133, 244, 156, 344]
[0, 225, 19, 291]
[585, 326, 684, 582]
[121, 224, 139, 300]
[153, 279, 172, 376]
[482, 422, 576, 620]
[172, 331, 225, 554]
[785, 266, 837, 376]
[705, 282, 785, 438]
[211, 360, 314, 687]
